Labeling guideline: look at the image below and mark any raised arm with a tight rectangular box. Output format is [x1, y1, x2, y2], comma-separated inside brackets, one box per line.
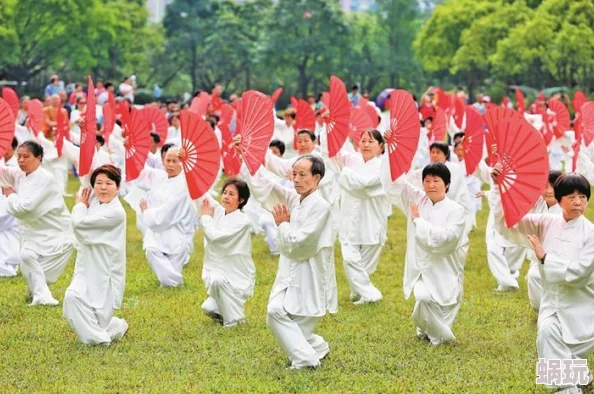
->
[414, 204, 465, 255]
[240, 163, 293, 212]
[142, 193, 193, 232]
[543, 234, 594, 288]
[6, 175, 56, 219]
[201, 213, 250, 245]
[72, 201, 125, 245]
[275, 203, 330, 260]
[339, 165, 386, 200]
[0, 163, 19, 188]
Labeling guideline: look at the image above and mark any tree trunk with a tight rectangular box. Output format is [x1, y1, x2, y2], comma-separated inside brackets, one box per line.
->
[190, 43, 198, 93]
[298, 66, 308, 98]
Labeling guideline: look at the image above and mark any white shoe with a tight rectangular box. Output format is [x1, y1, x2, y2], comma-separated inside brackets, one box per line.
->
[496, 285, 519, 292]
[353, 295, 383, 305]
[288, 362, 320, 370]
[30, 297, 59, 306]
[416, 328, 429, 341]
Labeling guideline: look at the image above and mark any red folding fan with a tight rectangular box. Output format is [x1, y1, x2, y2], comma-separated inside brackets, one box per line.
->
[102, 103, 115, 144]
[572, 91, 587, 114]
[1, 87, 19, 118]
[0, 97, 16, 159]
[55, 107, 68, 157]
[79, 76, 97, 176]
[515, 88, 525, 114]
[291, 97, 316, 150]
[237, 90, 274, 175]
[463, 106, 485, 176]
[434, 88, 450, 111]
[211, 95, 223, 113]
[349, 106, 374, 149]
[386, 90, 420, 182]
[27, 99, 44, 136]
[219, 104, 240, 176]
[119, 100, 131, 134]
[452, 95, 465, 128]
[140, 106, 168, 146]
[124, 108, 151, 182]
[573, 121, 582, 172]
[492, 117, 549, 228]
[581, 101, 594, 147]
[482, 106, 522, 166]
[180, 110, 222, 199]
[270, 87, 283, 104]
[546, 99, 570, 139]
[190, 92, 210, 118]
[108, 91, 116, 113]
[324, 75, 351, 157]
[430, 107, 447, 142]
[502, 96, 509, 109]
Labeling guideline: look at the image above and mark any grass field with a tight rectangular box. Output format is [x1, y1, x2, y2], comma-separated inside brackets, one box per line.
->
[1, 177, 593, 393]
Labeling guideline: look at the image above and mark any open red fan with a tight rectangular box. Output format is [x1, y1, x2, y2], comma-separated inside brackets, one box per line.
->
[108, 91, 116, 113]
[180, 110, 222, 199]
[124, 108, 151, 182]
[430, 107, 447, 142]
[492, 117, 549, 228]
[386, 90, 420, 182]
[572, 91, 587, 114]
[536, 92, 545, 105]
[270, 87, 283, 104]
[463, 106, 485, 176]
[502, 96, 509, 108]
[349, 106, 374, 149]
[219, 104, 240, 176]
[324, 75, 350, 157]
[452, 95, 465, 128]
[291, 97, 316, 150]
[55, 107, 68, 157]
[546, 99, 570, 139]
[237, 90, 274, 175]
[27, 99, 44, 136]
[434, 88, 450, 111]
[140, 106, 168, 146]
[0, 97, 16, 159]
[190, 92, 210, 118]
[581, 102, 594, 147]
[79, 76, 97, 176]
[515, 88, 525, 114]
[482, 106, 522, 166]
[102, 103, 115, 144]
[573, 119, 582, 172]
[1, 87, 19, 118]
[211, 95, 223, 112]
[119, 100, 131, 134]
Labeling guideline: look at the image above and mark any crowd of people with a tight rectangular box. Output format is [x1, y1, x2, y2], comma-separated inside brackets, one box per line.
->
[1, 75, 594, 394]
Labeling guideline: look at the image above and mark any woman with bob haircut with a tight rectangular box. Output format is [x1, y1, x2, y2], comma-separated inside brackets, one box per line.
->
[63, 164, 128, 345]
[490, 169, 594, 393]
[194, 178, 256, 327]
[0, 140, 74, 306]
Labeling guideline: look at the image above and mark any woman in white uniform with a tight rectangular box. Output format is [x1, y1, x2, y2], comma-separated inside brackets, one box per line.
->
[0, 137, 20, 277]
[63, 164, 128, 345]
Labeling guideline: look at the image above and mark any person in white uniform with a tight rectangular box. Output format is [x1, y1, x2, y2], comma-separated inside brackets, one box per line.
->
[196, 178, 255, 327]
[138, 148, 197, 287]
[0, 137, 20, 277]
[490, 169, 594, 394]
[383, 161, 469, 346]
[241, 155, 337, 369]
[0, 141, 74, 305]
[63, 165, 128, 345]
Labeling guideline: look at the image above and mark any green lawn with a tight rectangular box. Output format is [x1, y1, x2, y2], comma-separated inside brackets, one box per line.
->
[1, 177, 593, 393]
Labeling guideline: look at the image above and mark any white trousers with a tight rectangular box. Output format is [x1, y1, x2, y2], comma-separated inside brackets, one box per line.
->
[537, 314, 594, 390]
[266, 290, 329, 368]
[486, 239, 526, 289]
[341, 243, 383, 302]
[526, 260, 543, 310]
[21, 247, 73, 305]
[412, 278, 460, 346]
[0, 227, 20, 277]
[63, 287, 127, 345]
[202, 272, 249, 326]
[263, 221, 279, 254]
[145, 247, 189, 287]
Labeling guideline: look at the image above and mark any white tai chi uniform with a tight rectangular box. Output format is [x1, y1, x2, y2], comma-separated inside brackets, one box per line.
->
[63, 196, 128, 345]
[334, 151, 390, 303]
[195, 196, 255, 326]
[384, 171, 468, 346]
[0, 165, 74, 305]
[243, 166, 338, 369]
[0, 155, 20, 277]
[137, 168, 197, 287]
[490, 188, 594, 392]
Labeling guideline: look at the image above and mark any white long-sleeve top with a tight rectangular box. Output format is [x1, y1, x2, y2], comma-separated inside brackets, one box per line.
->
[385, 175, 468, 306]
[69, 196, 126, 309]
[490, 187, 594, 344]
[335, 152, 391, 246]
[194, 196, 255, 296]
[136, 168, 197, 254]
[273, 117, 296, 158]
[0, 156, 19, 252]
[242, 165, 337, 317]
[0, 165, 73, 255]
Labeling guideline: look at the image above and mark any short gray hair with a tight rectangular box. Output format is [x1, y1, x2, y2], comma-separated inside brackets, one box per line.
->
[293, 154, 325, 181]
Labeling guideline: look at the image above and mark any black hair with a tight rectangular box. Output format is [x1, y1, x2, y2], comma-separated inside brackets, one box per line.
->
[269, 139, 286, 156]
[19, 140, 44, 161]
[453, 132, 465, 141]
[206, 117, 216, 130]
[169, 114, 180, 125]
[454, 141, 462, 149]
[554, 173, 591, 202]
[105, 82, 113, 89]
[222, 178, 250, 210]
[548, 170, 562, 187]
[361, 129, 385, 154]
[422, 163, 451, 192]
[96, 135, 105, 146]
[91, 164, 122, 188]
[150, 132, 161, 144]
[11, 137, 18, 150]
[293, 154, 325, 182]
[296, 129, 316, 142]
[430, 141, 450, 161]
[161, 143, 175, 155]
[351, 85, 359, 90]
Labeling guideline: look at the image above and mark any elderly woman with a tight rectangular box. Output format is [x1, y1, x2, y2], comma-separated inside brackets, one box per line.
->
[0, 141, 74, 306]
[63, 165, 128, 345]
